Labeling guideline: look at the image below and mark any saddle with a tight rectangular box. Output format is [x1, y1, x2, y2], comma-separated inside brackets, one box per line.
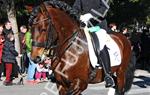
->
[83, 26, 122, 68]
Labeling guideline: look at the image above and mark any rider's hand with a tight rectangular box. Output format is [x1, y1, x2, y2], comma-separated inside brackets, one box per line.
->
[80, 13, 93, 25]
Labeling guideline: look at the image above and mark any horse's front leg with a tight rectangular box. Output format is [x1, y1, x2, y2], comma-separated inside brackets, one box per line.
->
[56, 84, 68, 95]
[66, 78, 87, 95]
[57, 79, 87, 95]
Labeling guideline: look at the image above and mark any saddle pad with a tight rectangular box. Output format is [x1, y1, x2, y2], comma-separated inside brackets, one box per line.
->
[105, 35, 121, 66]
[83, 27, 121, 68]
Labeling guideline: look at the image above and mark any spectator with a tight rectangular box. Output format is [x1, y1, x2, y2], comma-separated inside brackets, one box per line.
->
[19, 25, 29, 74]
[130, 30, 141, 56]
[19, 25, 27, 53]
[3, 21, 19, 79]
[43, 57, 55, 82]
[43, 57, 52, 74]
[35, 62, 49, 83]
[2, 33, 22, 86]
[0, 23, 4, 81]
[23, 27, 37, 84]
[121, 27, 131, 39]
[3, 20, 13, 39]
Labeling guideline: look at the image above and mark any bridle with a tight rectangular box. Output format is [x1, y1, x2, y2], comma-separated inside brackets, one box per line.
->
[31, 3, 58, 50]
[29, 3, 60, 58]
[32, 17, 57, 49]
[30, 3, 79, 58]
[32, 18, 49, 25]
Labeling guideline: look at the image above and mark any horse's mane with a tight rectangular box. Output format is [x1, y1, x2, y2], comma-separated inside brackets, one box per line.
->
[29, 0, 80, 25]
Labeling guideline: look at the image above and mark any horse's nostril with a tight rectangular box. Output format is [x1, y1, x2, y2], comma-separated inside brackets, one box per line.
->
[37, 56, 41, 61]
[33, 56, 41, 63]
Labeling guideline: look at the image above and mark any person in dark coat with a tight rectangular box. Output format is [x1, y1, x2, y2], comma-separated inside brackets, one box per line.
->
[19, 25, 29, 74]
[4, 21, 20, 78]
[73, 0, 115, 88]
[73, 0, 109, 31]
[2, 33, 21, 86]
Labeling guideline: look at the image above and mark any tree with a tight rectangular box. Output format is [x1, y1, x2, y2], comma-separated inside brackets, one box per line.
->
[107, 0, 150, 26]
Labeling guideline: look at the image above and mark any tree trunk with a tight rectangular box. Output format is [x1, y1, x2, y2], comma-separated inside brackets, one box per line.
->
[7, 0, 21, 66]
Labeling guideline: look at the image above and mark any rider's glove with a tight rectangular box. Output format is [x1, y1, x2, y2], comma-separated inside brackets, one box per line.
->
[80, 13, 93, 26]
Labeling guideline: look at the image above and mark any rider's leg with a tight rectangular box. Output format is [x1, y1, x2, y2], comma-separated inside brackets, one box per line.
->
[99, 45, 115, 87]
[90, 31, 115, 87]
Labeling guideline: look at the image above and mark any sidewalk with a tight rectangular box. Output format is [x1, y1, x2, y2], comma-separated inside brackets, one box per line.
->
[0, 74, 49, 86]
[134, 69, 150, 77]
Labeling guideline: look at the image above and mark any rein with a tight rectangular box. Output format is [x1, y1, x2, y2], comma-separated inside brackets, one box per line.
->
[51, 30, 79, 70]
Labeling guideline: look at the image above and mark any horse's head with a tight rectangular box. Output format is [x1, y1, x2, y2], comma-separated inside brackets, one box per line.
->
[28, 1, 79, 63]
[28, 4, 57, 63]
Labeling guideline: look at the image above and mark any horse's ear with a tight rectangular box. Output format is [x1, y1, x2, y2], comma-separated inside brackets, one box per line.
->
[40, 3, 49, 15]
[25, 5, 33, 13]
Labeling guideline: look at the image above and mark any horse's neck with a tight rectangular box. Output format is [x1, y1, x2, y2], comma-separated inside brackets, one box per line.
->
[49, 8, 78, 39]
[48, 8, 81, 52]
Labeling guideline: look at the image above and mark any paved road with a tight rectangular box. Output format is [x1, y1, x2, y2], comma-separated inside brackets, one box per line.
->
[0, 69, 150, 95]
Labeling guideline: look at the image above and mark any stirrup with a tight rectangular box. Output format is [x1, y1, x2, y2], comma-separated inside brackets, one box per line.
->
[104, 75, 115, 88]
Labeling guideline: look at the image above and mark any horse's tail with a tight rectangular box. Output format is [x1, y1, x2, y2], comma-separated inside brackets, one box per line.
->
[124, 51, 136, 92]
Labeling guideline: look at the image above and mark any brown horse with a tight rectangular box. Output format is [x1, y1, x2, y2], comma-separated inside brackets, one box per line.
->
[28, 1, 135, 95]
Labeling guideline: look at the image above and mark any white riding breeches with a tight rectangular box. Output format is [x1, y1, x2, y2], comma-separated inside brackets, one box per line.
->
[95, 29, 110, 50]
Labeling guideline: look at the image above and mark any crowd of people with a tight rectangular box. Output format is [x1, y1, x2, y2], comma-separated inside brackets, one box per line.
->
[0, 21, 53, 86]
[109, 23, 150, 72]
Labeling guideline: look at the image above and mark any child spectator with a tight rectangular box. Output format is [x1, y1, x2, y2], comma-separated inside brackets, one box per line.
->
[35, 62, 49, 83]
[2, 33, 22, 86]
[0, 23, 4, 81]
[42, 57, 54, 82]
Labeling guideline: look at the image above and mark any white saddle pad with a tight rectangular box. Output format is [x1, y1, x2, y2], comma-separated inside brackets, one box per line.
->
[83, 27, 121, 68]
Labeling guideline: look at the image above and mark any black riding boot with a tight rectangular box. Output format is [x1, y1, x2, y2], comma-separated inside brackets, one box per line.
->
[99, 45, 115, 88]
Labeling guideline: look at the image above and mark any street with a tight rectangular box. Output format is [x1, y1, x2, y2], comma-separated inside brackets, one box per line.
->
[0, 69, 150, 95]
[0, 0, 149, 95]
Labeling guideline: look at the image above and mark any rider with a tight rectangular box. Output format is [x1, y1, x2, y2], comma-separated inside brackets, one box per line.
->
[73, 0, 115, 87]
